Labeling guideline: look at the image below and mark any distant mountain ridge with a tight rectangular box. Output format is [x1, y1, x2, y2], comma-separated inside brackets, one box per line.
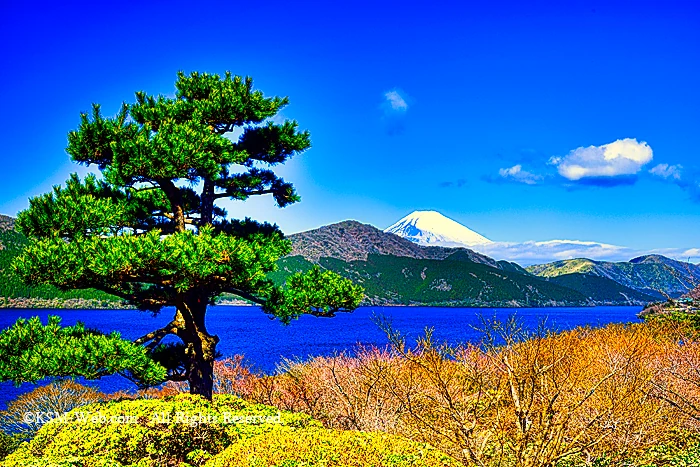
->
[283, 220, 657, 307]
[527, 255, 700, 298]
[0, 212, 689, 308]
[546, 273, 658, 304]
[289, 220, 499, 267]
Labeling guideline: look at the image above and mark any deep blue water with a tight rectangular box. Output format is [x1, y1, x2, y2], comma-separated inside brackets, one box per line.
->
[0, 305, 642, 409]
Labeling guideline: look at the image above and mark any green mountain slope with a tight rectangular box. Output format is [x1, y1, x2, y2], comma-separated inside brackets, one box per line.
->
[274, 254, 652, 307]
[547, 273, 658, 304]
[527, 256, 700, 298]
[527, 258, 597, 277]
[496, 260, 532, 275]
[321, 254, 590, 306]
[0, 214, 665, 308]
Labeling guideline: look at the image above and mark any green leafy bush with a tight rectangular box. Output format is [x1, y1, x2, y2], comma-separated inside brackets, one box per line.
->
[1, 393, 461, 467]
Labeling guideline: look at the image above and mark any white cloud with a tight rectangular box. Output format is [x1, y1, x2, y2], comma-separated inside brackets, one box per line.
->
[648, 247, 700, 261]
[472, 240, 634, 266]
[649, 163, 682, 180]
[384, 90, 408, 112]
[498, 164, 543, 185]
[468, 240, 700, 266]
[553, 138, 653, 181]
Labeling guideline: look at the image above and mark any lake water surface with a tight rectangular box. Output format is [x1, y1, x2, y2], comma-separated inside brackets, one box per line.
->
[0, 305, 642, 409]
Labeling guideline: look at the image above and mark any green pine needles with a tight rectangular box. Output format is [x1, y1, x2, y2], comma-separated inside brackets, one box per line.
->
[9, 71, 364, 398]
[0, 316, 166, 387]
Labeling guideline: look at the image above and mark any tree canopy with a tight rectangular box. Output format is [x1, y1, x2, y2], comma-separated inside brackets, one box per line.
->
[10, 71, 364, 398]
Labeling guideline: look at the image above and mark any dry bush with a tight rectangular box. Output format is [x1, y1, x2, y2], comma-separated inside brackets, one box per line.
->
[484, 322, 672, 466]
[388, 321, 692, 466]
[71, 320, 694, 466]
[383, 331, 502, 466]
[649, 324, 700, 428]
[212, 354, 259, 397]
[250, 346, 404, 431]
[105, 383, 183, 401]
[0, 380, 105, 437]
[243, 320, 699, 467]
[126, 355, 259, 400]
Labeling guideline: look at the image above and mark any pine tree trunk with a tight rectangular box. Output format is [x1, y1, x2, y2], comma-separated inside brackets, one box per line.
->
[176, 297, 219, 400]
[187, 331, 218, 400]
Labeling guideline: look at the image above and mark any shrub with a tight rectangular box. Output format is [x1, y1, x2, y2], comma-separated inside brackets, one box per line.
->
[213, 355, 259, 397]
[206, 426, 463, 467]
[556, 430, 700, 466]
[0, 379, 105, 438]
[649, 330, 700, 425]
[249, 346, 404, 432]
[247, 321, 700, 467]
[2, 393, 318, 467]
[0, 431, 21, 461]
[164, 355, 260, 399]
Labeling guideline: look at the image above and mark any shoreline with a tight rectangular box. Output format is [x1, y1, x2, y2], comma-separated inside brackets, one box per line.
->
[0, 301, 648, 310]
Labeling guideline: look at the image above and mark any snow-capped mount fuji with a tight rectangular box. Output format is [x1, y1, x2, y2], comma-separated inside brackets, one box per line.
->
[385, 211, 493, 248]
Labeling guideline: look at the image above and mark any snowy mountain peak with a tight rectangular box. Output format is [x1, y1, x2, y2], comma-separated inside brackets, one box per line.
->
[384, 211, 492, 247]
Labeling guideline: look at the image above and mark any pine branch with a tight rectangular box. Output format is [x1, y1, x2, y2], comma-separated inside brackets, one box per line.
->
[134, 321, 181, 346]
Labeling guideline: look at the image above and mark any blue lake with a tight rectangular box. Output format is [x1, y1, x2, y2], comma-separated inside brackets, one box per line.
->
[0, 305, 642, 409]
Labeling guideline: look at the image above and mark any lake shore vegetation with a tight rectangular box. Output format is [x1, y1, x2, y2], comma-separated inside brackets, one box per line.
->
[1, 318, 698, 466]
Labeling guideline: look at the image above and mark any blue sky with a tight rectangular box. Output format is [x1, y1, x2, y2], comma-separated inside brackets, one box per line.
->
[1, 0, 699, 262]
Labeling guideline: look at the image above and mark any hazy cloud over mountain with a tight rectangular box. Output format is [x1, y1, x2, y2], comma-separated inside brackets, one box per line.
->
[470, 240, 700, 266]
[384, 211, 699, 266]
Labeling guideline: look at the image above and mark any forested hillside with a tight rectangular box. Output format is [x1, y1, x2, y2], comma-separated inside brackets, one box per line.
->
[0, 215, 670, 308]
[527, 256, 700, 298]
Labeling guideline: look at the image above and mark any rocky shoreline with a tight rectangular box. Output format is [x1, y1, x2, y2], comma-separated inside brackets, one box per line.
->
[0, 297, 133, 309]
[0, 297, 255, 309]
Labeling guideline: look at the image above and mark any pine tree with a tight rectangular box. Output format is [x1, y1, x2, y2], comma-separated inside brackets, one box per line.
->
[12, 71, 363, 399]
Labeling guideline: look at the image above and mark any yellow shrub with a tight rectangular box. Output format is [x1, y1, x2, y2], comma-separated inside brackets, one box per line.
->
[2, 394, 318, 467]
[206, 426, 463, 467]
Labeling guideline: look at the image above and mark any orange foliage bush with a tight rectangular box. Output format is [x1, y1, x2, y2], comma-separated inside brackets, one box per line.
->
[254, 346, 403, 431]
[238, 321, 699, 467]
[649, 330, 700, 428]
[44, 320, 691, 466]
[144, 355, 259, 399]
